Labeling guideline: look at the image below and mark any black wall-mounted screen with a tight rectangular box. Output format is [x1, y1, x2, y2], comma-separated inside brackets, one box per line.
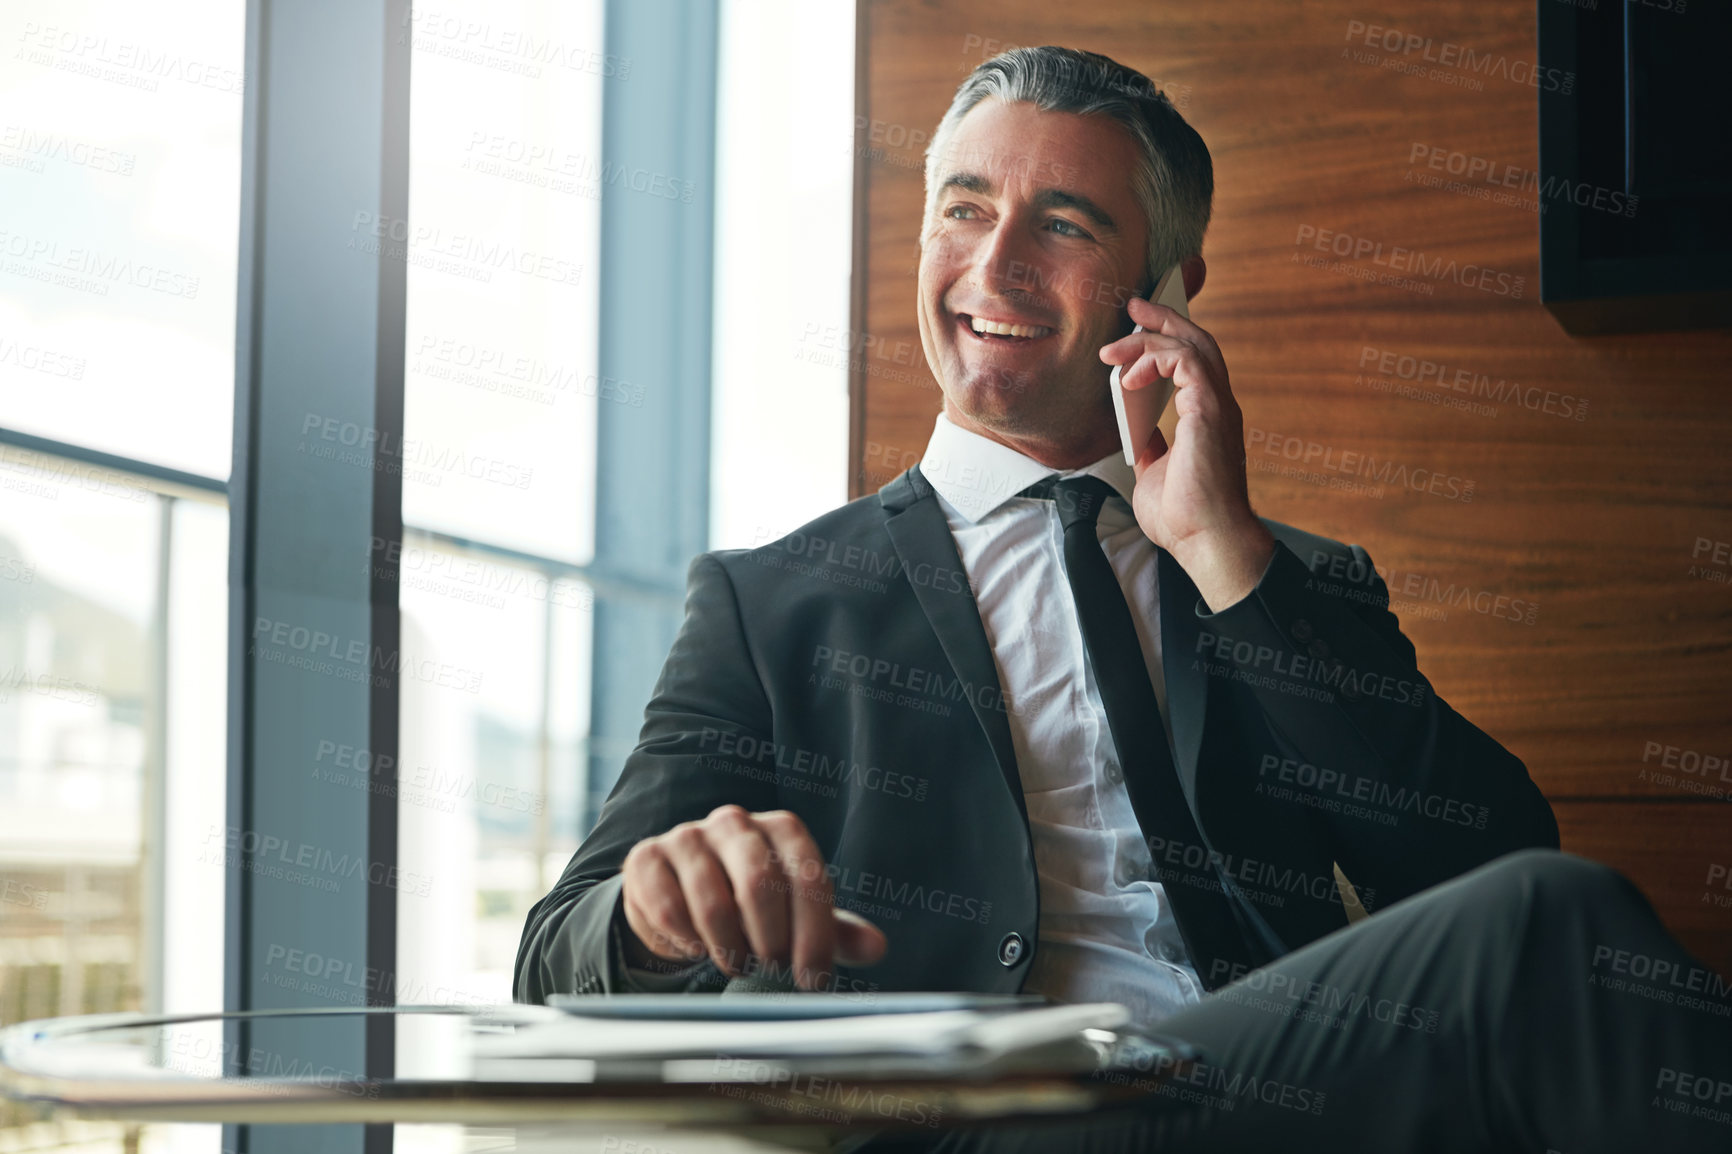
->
[1539, 0, 1732, 333]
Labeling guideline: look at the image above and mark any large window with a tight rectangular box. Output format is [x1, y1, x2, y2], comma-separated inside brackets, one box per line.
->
[1, 0, 855, 1147]
[0, 464, 227, 1019]
[710, 0, 854, 548]
[0, 0, 242, 476]
[393, 0, 607, 1009]
[392, 0, 855, 1010]
[0, 2, 243, 1150]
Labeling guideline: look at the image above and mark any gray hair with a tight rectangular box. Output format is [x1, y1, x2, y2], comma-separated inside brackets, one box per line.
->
[922, 46, 1212, 291]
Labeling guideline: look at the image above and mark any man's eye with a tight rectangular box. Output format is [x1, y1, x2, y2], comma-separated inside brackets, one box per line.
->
[1047, 217, 1090, 238]
[944, 204, 979, 220]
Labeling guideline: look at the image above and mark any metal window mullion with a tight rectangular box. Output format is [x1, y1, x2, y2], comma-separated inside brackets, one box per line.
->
[224, 3, 409, 1153]
[139, 495, 173, 1018]
[587, 0, 720, 829]
[0, 426, 227, 498]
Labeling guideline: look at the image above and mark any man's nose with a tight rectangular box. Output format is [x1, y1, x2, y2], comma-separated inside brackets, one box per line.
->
[968, 216, 1045, 302]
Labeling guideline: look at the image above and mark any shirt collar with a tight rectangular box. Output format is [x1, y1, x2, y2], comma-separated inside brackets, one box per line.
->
[918, 412, 1138, 524]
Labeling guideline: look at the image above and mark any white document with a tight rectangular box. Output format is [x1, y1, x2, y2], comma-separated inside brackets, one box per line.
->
[1108, 262, 1190, 466]
[470, 1002, 1131, 1081]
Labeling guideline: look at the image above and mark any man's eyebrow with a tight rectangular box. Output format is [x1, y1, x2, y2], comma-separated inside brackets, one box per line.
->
[938, 171, 993, 197]
[935, 171, 1119, 234]
[1033, 188, 1118, 234]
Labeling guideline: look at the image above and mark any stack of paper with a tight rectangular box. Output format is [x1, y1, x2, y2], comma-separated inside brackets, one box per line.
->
[469, 1001, 1132, 1083]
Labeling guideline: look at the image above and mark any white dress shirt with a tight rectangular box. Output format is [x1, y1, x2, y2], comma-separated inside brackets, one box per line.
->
[919, 412, 1204, 1028]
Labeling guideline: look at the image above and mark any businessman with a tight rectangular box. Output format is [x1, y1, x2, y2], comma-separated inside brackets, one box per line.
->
[518, 47, 1732, 1151]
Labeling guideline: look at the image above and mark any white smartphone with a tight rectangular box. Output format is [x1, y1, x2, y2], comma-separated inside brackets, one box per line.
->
[1108, 262, 1189, 466]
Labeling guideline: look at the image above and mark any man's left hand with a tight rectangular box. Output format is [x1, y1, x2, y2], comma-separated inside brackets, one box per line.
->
[1099, 296, 1274, 611]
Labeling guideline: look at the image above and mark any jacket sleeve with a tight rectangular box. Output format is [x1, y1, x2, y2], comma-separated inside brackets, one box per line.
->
[1193, 538, 1559, 910]
[512, 551, 778, 1003]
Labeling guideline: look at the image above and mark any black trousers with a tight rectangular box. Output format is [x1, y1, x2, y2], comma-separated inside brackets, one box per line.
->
[862, 850, 1732, 1153]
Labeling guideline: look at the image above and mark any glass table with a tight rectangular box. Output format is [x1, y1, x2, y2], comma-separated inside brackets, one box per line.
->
[0, 1005, 1196, 1153]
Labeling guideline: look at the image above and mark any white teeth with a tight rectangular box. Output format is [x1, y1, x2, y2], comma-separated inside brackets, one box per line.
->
[969, 316, 1051, 339]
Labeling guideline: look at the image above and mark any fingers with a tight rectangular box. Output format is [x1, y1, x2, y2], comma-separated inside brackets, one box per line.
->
[1098, 328, 1149, 366]
[1127, 296, 1221, 362]
[620, 840, 706, 962]
[705, 805, 791, 975]
[833, 908, 889, 967]
[755, 810, 837, 989]
[1118, 345, 1218, 420]
[618, 803, 882, 989]
[1124, 333, 1227, 395]
[1103, 299, 1227, 382]
[658, 820, 753, 974]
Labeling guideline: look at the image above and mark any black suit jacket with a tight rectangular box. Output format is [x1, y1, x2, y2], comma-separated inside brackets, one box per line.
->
[515, 465, 1559, 1002]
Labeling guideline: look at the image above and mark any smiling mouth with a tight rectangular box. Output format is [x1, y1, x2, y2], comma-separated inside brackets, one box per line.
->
[957, 313, 1054, 342]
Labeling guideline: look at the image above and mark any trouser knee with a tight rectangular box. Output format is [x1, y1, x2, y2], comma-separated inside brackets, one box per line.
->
[1471, 848, 1632, 915]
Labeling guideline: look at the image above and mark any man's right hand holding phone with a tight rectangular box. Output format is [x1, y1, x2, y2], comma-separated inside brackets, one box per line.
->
[618, 803, 889, 990]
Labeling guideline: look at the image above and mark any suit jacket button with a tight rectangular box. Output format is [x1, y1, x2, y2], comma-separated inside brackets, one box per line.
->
[1291, 618, 1314, 642]
[997, 932, 1026, 967]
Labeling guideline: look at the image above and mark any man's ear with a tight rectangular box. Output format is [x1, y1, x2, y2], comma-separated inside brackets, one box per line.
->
[1181, 254, 1207, 301]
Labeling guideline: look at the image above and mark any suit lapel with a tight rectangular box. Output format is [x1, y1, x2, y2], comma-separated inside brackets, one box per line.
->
[877, 467, 1217, 824]
[880, 467, 1027, 821]
[1157, 545, 1211, 810]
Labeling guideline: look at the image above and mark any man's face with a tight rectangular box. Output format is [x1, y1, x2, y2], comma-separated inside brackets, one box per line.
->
[917, 99, 1151, 453]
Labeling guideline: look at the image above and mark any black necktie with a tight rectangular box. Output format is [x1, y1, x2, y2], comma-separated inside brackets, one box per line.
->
[1020, 474, 1246, 978]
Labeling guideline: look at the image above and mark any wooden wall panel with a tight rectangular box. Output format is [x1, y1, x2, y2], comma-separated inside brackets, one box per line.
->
[852, 0, 1732, 969]
[1554, 802, 1732, 970]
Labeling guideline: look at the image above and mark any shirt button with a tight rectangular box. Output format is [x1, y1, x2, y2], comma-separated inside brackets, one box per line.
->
[1105, 759, 1124, 784]
[1160, 941, 1183, 963]
[997, 932, 1026, 967]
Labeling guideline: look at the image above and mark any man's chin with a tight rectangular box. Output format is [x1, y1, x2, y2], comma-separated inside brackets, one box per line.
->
[949, 359, 1045, 405]
[943, 378, 1036, 432]
[940, 370, 1118, 451]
